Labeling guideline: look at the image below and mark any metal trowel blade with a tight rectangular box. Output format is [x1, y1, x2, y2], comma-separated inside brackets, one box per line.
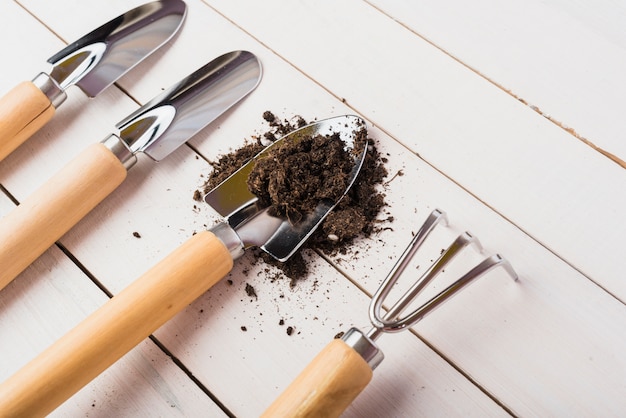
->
[204, 115, 368, 261]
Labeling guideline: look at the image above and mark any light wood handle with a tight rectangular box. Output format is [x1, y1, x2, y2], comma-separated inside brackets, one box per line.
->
[261, 338, 373, 418]
[0, 230, 234, 417]
[0, 143, 127, 291]
[0, 81, 56, 161]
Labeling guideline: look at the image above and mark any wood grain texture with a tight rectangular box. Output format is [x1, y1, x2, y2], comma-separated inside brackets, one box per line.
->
[261, 339, 373, 418]
[206, 0, 626, 302]
[0, 230, 233, 417]
[0, 81, 55, 162]
[0, 0, 623, 416]
[0, 195, 226, 417]
[368, 0, 626, 164]
[0, 143, 127, 290]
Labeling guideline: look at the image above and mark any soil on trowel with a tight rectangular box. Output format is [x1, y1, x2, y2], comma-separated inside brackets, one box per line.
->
[247, 129, 361, 224]
[197, 111, 390, 284]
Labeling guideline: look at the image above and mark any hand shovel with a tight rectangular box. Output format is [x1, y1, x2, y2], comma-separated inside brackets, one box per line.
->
[0, 115, 368, 417]
[0, 50, 261, 291]
[0, 0, 187, 162]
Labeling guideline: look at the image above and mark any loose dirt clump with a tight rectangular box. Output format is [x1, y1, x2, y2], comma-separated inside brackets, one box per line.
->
[198, 111, 389, 283]
[247, 130, 360, 223]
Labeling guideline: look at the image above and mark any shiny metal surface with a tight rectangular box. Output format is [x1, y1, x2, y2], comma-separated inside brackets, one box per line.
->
[116, 50, 261, 161]
[366, 209, 519, 340]
[229, 208, 284, 252]
[101, 134, 136, 170]
[204, 115, 368, 262]
[341, 328, 384, 370]
[210, 222, 245, 261]
[205, 116, 365, 223]
[47, 0, 186, 97]
[335, 210, 517, 373]
[32, 72, 66, 108]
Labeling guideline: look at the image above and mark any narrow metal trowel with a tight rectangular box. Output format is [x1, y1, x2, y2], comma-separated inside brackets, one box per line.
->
[0, 0, 187, 162]
[0, 115, 368, 417]
[0, 50, 261, 291]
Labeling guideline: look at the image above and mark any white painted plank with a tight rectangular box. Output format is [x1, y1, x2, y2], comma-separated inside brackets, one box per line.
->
[0, 194, 226, 417]
[330, 126, 626, 416]
[1, 1, 510, 416]
[0, 3, 222, 415]
[202, 0, 626, 301]
[368, 0, 626, 164]
[151, 250, 511, 417]
[3, 0, 626, 417]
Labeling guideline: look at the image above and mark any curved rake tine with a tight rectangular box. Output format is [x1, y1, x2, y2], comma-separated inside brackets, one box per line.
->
[374, 254, 518, 333]
[368, 207, 518, 338]
[368, 230, 482, 338]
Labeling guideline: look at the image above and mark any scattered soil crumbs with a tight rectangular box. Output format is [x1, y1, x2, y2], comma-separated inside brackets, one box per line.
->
[245, 283, 257, 300]
[198, 111, 389, 284]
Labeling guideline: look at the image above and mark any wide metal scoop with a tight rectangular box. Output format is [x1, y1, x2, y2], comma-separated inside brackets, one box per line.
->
[206, 114, 367, 261]
[0, 50, 261, 292]
[0, 115, 368, 417]
[0, 0, 186, 162]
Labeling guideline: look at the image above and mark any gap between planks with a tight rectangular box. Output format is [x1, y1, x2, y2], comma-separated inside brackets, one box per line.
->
[54, 240, 237, 417]
[198, 0, 626, 308]
[316, 249, 517, 417]
[363, 0, 625, 169]
[2, 175, 233, 414]
[14, 0, 70, 45]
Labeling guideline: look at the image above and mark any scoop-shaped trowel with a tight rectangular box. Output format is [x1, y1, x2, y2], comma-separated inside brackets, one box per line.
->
[0, 0, 187, 162]
[0, 115, 368, 417]
[0, 50, 261, 291]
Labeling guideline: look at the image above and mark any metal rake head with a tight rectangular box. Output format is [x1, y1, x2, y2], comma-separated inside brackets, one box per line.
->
[365, 209, 518, 342]
[340, 208, 518, 369]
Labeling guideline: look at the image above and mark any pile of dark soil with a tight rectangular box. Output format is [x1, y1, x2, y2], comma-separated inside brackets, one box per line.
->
[247, 129, 362, 224]
[197, 111, 389, 283]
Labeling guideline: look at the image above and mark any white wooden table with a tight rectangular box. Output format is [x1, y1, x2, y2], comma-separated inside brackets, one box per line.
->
[1, 0, 625, 416]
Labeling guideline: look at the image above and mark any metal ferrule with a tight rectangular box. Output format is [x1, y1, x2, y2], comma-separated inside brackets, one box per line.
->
[32, 72, 67, 109]
[101, 134, 137, 170]
[341, 327, 384, 370]
[210, 222, 245, 261]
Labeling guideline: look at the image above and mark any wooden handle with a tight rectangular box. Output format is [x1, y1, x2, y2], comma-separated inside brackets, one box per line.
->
[0, 230, 234, 417]
[0, 81, 56, 161]
[0, 143, 127, 291]
[261, 339, 373, 418]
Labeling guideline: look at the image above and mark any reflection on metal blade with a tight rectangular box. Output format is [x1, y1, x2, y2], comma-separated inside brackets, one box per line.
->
[205, 115, 368, 262]
[47, 0, 186, 96]
[115, 50, 262, 162]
